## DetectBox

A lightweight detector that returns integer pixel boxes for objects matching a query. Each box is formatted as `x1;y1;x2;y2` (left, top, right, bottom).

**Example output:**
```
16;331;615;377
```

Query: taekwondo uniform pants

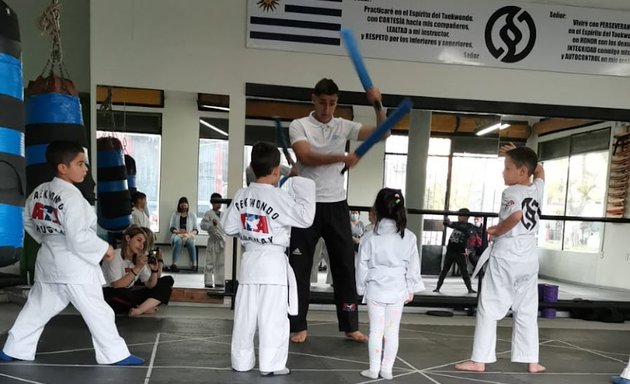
3;281;130;364
472;256;539;363
231;284;290;372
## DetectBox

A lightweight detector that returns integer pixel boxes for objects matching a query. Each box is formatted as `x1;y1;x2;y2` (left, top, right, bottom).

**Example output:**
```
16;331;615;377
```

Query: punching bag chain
38;0;69;79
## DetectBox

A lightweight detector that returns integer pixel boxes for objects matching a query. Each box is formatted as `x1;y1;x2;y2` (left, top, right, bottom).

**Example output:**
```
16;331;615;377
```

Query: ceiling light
200;119;228;137
475;122;510;136
201;104;230;112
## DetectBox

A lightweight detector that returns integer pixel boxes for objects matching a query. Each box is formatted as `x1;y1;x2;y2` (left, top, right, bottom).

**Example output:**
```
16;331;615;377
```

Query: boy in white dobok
456;143;545;374
222;141;315;376
0;141;143;366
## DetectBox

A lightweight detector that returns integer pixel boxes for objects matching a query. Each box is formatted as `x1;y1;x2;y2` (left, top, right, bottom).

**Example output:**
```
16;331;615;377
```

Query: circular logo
485;6;537;63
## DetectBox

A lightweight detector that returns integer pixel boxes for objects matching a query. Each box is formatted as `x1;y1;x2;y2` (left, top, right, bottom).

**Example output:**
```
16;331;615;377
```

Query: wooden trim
96;85;164;108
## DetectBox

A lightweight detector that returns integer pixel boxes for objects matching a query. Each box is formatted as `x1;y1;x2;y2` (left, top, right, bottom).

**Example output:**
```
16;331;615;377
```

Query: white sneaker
360;370;379;379
260;367;290;376
380;369;393;380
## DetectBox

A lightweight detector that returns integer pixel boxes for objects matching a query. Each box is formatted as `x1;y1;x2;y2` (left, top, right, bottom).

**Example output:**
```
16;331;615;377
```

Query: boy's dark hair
210;192;222;205
458;208;470;216
46;141;84;171
313;78;339;96
507;146;538;176
132;191;146;205
250;141;280;179
176;196;189;213
373;188;407;238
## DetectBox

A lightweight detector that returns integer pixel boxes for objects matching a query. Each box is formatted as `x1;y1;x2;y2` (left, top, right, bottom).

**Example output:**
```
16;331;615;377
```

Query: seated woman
102;225;174;316
168;196;199;272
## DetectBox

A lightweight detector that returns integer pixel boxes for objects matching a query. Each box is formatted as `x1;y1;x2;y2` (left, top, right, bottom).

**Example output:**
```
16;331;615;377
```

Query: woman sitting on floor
102;225;174;316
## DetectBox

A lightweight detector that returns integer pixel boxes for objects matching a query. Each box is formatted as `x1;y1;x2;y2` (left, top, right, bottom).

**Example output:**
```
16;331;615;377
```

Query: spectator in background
168;197;199;272
102;225;173;316
131;192;151;228
350;210;366;252
201;193;226;289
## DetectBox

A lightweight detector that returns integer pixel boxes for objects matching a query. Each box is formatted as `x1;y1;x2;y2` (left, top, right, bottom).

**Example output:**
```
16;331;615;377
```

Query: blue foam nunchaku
341;28;373;91
354;98;412;158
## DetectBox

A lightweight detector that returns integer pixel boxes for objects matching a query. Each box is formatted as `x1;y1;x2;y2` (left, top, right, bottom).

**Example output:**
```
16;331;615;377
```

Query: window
96;131;162;232
197;139;229;230
538;128;610;252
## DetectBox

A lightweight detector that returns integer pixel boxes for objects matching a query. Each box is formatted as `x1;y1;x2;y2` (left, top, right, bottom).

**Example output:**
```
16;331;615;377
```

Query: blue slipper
612;376;630;384
114;354;144;366
0;351;15;362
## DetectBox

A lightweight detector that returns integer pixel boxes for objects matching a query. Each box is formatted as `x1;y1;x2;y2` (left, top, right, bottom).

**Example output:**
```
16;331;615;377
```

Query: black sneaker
170;264;179;273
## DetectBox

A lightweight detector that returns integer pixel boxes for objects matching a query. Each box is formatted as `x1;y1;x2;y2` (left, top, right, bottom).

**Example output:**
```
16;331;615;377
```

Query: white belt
471;244;492;279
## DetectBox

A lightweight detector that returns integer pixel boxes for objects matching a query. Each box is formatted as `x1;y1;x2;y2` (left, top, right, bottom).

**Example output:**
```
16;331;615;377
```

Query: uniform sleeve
355;234;372;296
501;188;521;218
22;194;42;244
220;192;243;236
534;178;545;204
289;119;307;145
200;211;211;231
278;177;316;228
101;251;124;285
61;191;109;265
405;233;425;293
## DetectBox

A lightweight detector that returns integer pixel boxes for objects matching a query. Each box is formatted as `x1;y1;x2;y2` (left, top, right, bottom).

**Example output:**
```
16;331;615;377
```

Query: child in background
356;188;425;380
200;192;226;289
456;143;545;373
0;141;143;365
222;142;316;376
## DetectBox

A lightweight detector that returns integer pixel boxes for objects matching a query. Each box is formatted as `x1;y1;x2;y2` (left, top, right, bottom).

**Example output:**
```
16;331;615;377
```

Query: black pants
103;275;174;314
289;200;359;333
435;250;473;292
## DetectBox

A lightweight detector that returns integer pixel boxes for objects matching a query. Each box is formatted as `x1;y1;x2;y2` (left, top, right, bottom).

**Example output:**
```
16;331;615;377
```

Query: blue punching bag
97;137;131;231
0;1;25;268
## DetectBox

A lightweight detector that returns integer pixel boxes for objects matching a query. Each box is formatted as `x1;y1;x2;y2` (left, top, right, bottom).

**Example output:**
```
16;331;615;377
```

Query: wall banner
247;0;630;77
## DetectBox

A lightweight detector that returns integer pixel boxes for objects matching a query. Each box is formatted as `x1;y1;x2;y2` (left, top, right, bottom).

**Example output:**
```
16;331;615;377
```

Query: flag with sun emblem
247;0;343;49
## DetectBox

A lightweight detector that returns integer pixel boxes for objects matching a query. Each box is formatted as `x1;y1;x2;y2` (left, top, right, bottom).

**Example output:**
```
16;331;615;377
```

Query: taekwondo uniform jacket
356;219;425;304
24;177;109;285
221;177;316;313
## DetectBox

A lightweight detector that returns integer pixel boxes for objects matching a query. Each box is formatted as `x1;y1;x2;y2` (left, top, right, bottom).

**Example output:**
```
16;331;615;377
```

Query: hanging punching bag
0;1;25;268
125;154;137;196
25;80;95;204
97;137;132;231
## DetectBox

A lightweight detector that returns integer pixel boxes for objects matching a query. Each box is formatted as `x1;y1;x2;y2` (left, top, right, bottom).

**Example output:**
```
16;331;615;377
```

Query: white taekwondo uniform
221;177;315;373
2;177;130;364
356;219;425;373
472;178;544;364
200;209;225;286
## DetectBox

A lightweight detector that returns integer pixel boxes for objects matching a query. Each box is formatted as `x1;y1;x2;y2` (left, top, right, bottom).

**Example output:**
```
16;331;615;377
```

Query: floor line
418;371;443;384
430;371;510;384
556;339;625;363
143;332;161;384
0;373;45;384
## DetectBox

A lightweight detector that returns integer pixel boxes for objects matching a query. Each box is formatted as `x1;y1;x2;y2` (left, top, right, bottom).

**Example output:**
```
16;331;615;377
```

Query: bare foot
345;331;367;343
454;360;485;372
290;330;307;343
128;307;142;317
528;363;546;373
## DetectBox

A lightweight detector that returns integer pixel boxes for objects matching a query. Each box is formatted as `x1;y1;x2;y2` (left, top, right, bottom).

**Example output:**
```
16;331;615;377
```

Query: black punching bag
0;1;25;268
97;137;131;231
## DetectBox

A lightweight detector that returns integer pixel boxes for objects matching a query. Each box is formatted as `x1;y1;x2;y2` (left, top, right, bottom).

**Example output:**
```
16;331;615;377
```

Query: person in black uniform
434;208;477;294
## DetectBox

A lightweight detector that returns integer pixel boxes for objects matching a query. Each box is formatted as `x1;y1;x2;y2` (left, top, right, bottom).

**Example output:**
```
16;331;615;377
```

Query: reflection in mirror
243;83;630;307
96;86;232;294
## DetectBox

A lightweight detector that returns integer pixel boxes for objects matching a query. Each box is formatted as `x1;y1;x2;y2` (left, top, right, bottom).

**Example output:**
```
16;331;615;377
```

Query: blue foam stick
341;28;373;90
341;98;412;174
